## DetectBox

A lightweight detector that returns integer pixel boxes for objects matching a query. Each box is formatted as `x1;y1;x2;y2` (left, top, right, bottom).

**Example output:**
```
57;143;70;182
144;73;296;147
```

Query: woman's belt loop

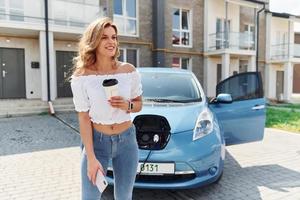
100;132;103;142
118;134;122;142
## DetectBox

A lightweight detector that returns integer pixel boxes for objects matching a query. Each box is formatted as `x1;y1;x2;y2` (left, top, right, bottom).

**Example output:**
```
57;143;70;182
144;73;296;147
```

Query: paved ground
1;112;300;200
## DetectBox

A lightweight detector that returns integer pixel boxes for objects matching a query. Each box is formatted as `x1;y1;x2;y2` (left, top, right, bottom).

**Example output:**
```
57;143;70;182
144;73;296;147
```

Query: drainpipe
152;0;165;67
256;3;265;72
225;1;229;48
44;0;55;114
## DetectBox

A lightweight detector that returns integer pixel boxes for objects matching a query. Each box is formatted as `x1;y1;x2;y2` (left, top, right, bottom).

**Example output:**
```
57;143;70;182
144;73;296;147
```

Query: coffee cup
102;79;119;99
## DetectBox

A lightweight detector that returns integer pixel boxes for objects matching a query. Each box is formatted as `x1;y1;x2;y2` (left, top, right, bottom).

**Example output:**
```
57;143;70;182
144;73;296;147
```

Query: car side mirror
215;93;232;104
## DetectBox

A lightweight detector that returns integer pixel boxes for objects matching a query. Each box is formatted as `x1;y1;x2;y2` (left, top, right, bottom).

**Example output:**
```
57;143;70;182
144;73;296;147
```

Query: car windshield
141;72;202;103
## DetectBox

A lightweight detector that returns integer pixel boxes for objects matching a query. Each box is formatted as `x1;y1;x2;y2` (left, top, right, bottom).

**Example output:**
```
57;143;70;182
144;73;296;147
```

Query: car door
209;72;266;145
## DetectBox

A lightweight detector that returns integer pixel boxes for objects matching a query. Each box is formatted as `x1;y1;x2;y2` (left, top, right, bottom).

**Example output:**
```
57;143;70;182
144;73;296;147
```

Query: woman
70;17;142;200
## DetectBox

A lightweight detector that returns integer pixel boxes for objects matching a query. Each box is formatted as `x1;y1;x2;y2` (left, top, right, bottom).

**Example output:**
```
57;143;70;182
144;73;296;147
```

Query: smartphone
96;170;108;193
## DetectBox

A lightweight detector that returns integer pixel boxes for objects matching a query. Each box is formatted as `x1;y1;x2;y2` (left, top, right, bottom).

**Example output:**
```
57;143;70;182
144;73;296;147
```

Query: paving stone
1;113;300;199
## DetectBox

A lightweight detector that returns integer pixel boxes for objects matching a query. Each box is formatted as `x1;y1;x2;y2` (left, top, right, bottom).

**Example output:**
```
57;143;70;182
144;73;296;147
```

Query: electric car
107;67;266;189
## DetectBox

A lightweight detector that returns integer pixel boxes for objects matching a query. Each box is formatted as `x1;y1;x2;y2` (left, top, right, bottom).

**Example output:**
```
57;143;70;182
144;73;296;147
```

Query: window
54;2;67;26
242;24;255;49
0;0;24;21
53;0;99;27
216;72;263;101
0;0;5;20
141;72;201;102
119;48;138;67
172;57;191;70
274;31;288;58
172;8;191;46
114;0;138;36
9;0;24;21
276;31;288;45
216;18;230;49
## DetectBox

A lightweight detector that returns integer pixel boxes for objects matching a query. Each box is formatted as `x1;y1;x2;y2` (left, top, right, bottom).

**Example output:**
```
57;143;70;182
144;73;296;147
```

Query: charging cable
136;150;152;179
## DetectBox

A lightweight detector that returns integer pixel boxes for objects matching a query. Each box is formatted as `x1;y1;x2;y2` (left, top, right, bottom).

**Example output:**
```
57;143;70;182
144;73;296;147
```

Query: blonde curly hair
73;17;120;75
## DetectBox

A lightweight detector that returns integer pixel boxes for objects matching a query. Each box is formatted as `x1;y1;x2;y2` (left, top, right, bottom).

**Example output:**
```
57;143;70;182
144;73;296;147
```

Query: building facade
265;12;300;102
294;32;300;97
1;0;299;103
0;0;103;101
203;0;266;97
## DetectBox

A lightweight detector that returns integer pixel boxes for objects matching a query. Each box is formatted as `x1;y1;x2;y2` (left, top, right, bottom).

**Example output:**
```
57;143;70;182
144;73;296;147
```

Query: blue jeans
81;125;139;200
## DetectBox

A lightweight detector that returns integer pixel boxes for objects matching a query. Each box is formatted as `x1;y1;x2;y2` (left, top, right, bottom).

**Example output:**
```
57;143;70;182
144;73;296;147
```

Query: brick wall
163;0;204;82
113;0;153;67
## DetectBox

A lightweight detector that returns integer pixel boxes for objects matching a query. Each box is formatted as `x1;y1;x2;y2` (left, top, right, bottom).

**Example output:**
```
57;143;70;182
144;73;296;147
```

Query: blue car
107;67;266;189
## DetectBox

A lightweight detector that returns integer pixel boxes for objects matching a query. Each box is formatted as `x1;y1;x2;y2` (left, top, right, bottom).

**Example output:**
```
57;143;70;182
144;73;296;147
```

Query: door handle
2;70;7;78
252;105;265;110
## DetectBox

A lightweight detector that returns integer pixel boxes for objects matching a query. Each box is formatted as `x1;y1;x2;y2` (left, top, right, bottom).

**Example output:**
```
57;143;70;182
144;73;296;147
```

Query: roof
243;0;266;5
266;10;300;19
272;12;293;19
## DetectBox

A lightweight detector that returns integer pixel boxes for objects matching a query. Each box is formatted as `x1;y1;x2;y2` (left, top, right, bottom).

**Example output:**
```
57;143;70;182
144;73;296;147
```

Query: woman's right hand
87;156;105;185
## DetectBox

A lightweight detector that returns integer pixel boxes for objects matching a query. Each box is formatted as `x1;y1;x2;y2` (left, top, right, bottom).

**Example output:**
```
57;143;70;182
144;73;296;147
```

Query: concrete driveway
0;112;300;200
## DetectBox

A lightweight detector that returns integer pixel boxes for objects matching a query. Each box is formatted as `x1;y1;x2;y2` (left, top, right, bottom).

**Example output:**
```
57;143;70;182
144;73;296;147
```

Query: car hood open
131;103;205;134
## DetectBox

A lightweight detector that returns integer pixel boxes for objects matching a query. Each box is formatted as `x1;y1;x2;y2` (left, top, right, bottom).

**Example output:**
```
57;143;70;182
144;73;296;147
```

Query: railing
270;43;300;60
0;12;92;28
294;44;300;58
51;0;102;28
0;0;102;29
208;31;255;51
0;13;43;24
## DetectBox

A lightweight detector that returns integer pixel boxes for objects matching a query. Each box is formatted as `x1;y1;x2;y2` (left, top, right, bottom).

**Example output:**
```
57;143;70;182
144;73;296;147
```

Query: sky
269;0;300;31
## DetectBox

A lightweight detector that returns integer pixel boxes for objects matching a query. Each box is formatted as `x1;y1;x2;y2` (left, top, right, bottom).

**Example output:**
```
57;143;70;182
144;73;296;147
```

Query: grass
269;103;300;110
266;108;300;133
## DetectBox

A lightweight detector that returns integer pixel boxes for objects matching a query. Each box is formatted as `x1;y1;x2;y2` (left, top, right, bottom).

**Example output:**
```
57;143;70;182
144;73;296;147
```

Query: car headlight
193;107;214;141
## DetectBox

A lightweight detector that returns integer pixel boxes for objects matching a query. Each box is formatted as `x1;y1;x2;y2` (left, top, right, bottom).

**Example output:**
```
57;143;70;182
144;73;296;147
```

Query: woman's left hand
109;96;128;111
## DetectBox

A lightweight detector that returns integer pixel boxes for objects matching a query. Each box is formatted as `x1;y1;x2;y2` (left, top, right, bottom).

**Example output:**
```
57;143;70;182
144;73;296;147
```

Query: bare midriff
92;120;132;135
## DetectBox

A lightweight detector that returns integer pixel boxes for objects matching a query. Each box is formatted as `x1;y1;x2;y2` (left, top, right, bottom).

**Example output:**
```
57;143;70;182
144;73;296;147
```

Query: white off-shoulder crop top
70;70;142;125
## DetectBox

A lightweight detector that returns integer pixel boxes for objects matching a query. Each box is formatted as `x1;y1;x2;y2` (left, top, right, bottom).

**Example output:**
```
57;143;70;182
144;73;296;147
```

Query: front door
0;48;26;99
56;51;76;97
209;72;266;145
293;65;300;93
276;71;284;100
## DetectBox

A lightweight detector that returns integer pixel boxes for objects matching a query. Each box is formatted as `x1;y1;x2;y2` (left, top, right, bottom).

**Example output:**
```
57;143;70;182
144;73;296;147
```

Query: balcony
0;13;44;24
51;0;101;29
208;31;255;51
270;43;300;60
0;0;102;30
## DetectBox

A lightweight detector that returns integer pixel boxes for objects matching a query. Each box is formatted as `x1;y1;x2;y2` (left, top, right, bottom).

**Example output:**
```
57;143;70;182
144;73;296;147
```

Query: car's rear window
140;72;202;102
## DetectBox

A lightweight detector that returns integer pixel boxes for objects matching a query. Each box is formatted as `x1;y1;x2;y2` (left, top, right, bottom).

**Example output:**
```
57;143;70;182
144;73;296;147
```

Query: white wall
206;58;218;97
0;37;42;99
205;57;239;97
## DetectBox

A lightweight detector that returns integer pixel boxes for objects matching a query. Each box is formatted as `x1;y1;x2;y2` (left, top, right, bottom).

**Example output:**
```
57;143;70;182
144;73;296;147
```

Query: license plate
137;162;175;174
